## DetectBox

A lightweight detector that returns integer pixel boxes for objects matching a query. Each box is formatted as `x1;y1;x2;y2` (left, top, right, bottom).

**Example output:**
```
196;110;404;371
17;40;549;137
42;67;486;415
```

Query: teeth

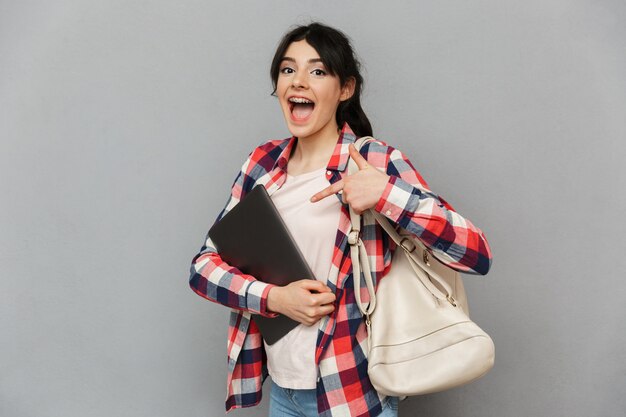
288;97;313;104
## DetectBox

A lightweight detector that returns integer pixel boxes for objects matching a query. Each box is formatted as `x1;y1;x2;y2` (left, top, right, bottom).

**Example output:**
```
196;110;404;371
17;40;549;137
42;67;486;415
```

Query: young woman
189;22;493;417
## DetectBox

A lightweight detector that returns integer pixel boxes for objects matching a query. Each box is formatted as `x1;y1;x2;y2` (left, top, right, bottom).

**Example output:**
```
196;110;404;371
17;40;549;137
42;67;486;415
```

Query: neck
290;123;341;168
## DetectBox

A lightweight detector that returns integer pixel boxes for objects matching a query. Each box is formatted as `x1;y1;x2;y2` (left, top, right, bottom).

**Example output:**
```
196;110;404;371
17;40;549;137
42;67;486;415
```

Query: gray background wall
1;1;625;416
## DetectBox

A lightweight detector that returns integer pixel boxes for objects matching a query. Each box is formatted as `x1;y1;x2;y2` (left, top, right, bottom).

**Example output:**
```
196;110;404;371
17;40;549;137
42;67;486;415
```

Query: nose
292;71;307;89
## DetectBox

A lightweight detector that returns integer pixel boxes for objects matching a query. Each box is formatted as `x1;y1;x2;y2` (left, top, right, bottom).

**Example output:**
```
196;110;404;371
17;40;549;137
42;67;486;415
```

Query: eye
280;67;294;74
311;68;326;76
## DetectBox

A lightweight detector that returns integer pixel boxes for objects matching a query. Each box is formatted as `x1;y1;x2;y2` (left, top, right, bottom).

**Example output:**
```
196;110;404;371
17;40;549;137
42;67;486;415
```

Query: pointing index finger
310;179;344;202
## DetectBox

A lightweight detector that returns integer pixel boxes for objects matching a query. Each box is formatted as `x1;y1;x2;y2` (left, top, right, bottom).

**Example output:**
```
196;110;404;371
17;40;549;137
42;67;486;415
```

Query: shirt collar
275;122;357;173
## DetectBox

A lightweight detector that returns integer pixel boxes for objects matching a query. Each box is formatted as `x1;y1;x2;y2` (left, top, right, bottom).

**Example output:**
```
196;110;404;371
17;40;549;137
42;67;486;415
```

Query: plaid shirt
189;123;492;417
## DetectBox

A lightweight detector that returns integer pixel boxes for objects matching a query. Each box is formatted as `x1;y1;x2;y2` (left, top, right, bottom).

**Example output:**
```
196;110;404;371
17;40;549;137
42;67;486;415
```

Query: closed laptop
208;184;315;344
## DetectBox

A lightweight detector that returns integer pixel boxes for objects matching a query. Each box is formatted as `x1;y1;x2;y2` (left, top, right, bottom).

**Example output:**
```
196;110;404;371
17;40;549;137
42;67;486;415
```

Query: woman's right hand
267;280;336;326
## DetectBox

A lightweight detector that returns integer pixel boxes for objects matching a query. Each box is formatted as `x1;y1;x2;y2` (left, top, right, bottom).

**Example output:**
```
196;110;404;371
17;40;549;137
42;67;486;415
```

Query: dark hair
270;22;373;137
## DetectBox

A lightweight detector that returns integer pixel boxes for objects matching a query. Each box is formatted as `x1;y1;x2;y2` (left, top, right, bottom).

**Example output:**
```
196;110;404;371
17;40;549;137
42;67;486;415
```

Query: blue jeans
269;379;399;417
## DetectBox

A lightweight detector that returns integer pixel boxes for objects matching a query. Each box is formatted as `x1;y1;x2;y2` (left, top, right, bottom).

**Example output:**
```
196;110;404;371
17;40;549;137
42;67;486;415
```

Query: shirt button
386;210;392;216
326;170;332;176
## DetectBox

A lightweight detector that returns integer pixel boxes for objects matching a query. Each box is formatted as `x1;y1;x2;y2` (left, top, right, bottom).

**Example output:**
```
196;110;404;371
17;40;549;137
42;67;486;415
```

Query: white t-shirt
265;167;342;389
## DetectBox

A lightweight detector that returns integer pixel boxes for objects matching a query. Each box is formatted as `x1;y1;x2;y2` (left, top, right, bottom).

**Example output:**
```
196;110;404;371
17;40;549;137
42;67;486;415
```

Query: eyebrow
280;57;324;64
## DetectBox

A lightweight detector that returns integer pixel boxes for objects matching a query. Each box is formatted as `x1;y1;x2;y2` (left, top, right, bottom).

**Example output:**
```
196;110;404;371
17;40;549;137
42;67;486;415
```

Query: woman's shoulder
253;135;293;156
359;135;408;154
254;136;291;152
237;136;292;174
358;136;411;166
358;135;430;188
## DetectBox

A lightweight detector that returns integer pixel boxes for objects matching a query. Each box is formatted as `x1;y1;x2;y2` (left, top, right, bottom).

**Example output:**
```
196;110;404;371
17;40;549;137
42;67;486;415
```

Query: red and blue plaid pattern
189;123;492;416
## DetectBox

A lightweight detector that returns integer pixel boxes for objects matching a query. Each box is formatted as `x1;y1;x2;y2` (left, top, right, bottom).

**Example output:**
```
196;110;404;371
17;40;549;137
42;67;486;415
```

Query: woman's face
276;40;353;141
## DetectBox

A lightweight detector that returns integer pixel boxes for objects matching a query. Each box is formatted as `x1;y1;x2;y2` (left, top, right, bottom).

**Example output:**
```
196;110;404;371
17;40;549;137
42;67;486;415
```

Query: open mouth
288;96;315;121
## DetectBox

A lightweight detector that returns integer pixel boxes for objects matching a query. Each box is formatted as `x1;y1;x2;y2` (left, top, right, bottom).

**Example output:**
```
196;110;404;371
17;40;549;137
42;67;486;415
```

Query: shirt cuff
246;280;279;318
374;175;417;223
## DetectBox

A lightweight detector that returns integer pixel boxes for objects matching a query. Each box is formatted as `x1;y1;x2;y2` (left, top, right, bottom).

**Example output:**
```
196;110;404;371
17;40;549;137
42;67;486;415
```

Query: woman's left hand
310;143;390;214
